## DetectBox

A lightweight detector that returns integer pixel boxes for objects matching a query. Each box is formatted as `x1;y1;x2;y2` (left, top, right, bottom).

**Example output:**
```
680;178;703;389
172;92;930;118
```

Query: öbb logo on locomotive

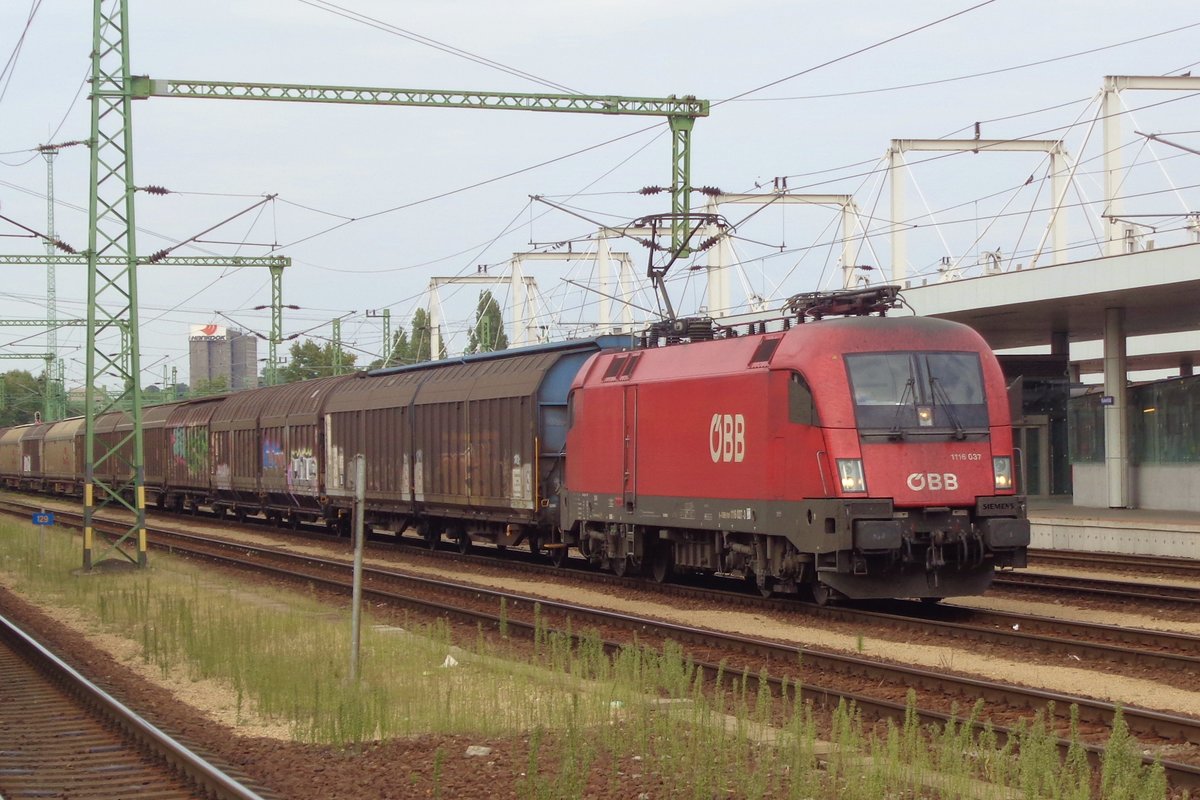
906;472;960;491
708;413;745;463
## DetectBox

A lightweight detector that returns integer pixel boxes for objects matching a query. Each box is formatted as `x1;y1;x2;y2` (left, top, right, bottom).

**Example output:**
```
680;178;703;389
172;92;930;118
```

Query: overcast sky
1;0;1198;387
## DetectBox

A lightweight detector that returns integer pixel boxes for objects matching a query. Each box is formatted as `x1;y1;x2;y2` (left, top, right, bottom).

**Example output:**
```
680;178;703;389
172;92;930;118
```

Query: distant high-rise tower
189;325;259;391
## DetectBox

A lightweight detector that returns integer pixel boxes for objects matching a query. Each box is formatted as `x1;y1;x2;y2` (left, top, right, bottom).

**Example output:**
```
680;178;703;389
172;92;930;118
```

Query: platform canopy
903;243;1200;349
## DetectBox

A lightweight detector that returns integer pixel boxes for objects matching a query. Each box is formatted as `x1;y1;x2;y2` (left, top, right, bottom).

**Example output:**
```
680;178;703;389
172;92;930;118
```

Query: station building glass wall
1069;375;1200;465
1069;375;1200;510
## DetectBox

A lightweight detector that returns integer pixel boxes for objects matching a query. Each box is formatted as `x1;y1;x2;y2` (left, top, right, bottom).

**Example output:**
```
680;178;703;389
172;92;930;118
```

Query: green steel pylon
267;263;284;385
367;309;391;367
332;317;343;375
84;0;146;569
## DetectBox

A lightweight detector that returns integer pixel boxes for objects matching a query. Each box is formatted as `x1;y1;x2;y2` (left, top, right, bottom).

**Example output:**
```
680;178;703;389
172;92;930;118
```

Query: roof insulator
140;185;170;195
695;185;722;197
638;186;666;196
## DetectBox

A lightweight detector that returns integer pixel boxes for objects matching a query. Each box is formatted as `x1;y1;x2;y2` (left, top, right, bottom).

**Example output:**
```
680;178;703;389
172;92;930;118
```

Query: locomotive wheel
811;582;838;607
920;596;943;605
757;576;775;598
610;555;629;578
549;543;569;568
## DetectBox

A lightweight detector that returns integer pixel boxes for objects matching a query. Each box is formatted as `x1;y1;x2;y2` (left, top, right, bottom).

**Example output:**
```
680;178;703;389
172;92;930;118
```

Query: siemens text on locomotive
0;287;1029;603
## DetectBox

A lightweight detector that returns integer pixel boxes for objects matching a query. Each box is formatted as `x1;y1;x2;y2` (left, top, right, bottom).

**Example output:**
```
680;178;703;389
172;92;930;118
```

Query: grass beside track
0;519;1171;800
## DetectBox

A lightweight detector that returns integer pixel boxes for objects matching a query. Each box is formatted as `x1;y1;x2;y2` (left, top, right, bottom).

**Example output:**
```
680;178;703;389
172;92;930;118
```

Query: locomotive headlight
993;456;1013;490
916;405;934;427
836;458;867;493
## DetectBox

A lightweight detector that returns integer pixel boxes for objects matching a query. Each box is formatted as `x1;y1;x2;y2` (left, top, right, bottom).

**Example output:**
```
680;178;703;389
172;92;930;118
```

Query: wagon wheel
549;542;569;569
920;596;943;605
421;520;440;551
234;507;247;524
650;543;673;584
528;535;542;558
456;529;472;555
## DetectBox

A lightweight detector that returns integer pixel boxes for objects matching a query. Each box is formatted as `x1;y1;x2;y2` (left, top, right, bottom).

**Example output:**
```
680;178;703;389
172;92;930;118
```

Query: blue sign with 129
31;512;54;526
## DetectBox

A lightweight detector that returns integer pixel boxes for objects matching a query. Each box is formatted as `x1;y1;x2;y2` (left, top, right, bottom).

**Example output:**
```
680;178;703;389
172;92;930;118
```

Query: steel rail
994;571;1200;606
0;612;268;800
1029;548;1200;578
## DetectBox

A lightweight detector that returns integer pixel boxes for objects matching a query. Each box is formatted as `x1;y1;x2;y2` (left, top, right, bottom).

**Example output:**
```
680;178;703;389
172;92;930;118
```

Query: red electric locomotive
559;287;1029;603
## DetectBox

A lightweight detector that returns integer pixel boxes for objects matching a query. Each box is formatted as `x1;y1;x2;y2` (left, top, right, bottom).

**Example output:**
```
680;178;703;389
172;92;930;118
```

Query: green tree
191;375;229;397
409;307;446;363
465;290;509;354
278;339;357;384
367;327;412;370
0;370;46;425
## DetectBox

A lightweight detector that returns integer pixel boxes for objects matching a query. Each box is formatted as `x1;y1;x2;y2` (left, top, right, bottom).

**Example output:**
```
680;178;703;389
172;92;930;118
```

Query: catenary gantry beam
1102;75;1200;256
889;139;1068;282
128;77;708;261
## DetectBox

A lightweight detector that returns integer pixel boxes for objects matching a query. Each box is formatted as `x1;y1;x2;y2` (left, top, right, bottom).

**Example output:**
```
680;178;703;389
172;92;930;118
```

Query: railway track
8;494;1200;678
1030;547;1200;578
24;495;1200;681
993;569;1200;608
10;499;1199;792
0;610;268;800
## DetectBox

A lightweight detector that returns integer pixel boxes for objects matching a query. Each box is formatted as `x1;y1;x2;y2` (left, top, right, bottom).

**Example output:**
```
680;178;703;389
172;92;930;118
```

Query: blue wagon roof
366;334;634;378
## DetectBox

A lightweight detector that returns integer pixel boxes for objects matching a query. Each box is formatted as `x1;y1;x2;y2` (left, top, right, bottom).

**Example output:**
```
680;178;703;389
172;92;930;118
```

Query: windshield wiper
929;376;967;440
889;377;915;439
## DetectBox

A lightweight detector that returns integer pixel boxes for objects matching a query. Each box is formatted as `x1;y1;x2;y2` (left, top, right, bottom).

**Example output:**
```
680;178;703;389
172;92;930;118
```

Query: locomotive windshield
845;352;987;434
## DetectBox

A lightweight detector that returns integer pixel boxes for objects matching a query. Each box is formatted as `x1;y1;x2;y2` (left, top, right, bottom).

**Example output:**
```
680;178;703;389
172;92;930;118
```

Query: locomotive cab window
788;372;818;425
846;352;987;434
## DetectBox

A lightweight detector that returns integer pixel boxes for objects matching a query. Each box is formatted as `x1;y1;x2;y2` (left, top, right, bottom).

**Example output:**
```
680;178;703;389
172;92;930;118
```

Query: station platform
1028;497;1200;559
